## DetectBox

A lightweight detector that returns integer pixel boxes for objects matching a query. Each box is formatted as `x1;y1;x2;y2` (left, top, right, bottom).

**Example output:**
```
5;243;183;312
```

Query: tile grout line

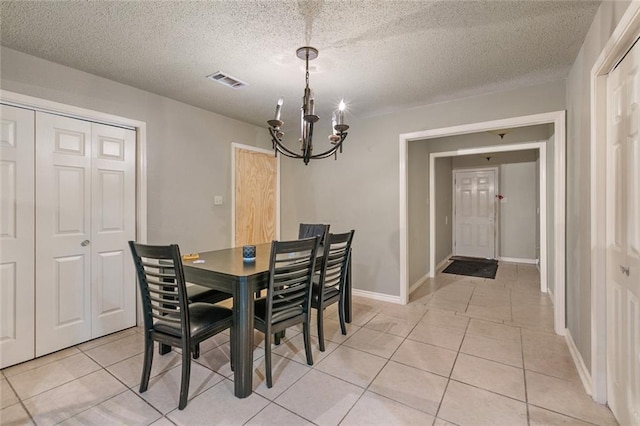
2;375;36;426
343;307;424;424
432;315;472;424
335;306;432;424
520;326;531;426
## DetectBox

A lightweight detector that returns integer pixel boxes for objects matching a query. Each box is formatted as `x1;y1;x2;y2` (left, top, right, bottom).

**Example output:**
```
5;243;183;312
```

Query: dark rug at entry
442;258;498;279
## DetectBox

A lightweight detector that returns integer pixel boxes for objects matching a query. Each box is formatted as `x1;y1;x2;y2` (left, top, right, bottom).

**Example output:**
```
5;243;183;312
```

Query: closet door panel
36;112;92;356
91;123;136;336
0;105;35;368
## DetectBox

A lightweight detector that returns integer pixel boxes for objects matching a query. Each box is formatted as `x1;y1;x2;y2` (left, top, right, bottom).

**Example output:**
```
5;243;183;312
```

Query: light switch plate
214;195;223;206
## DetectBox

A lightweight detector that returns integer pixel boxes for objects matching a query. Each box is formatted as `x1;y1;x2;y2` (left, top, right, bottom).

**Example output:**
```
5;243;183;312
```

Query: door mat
442;258;498;279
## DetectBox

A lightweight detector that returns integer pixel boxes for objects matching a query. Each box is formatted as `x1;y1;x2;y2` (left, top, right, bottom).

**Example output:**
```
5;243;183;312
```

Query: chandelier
267;46;349;165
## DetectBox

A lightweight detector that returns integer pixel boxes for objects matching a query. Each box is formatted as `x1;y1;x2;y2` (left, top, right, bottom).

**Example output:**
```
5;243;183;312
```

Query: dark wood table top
182;242;272;279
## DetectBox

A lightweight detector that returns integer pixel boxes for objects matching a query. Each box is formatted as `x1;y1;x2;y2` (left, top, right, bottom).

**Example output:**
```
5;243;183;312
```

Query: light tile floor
1;263;619;425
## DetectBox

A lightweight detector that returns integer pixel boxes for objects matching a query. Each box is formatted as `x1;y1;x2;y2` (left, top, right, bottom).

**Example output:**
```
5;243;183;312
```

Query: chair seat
155;303;232;339
255;297;303;324
187;285;231;305
311;282;340;306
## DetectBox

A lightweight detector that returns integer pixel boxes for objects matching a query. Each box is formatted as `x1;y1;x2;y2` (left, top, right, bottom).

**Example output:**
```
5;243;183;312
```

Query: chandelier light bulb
274;97;284;121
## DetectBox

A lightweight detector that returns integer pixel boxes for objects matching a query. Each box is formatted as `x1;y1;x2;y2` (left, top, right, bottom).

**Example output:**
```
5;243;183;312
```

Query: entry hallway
1;264;618;425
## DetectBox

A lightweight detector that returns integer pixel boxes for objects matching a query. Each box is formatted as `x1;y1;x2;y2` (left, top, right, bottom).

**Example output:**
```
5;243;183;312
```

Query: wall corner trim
409;273;431;295
565;328;593;397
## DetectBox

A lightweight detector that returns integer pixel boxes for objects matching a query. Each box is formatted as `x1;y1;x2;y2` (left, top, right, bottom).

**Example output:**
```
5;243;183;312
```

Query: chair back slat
265;236;320;327
318;231;355;299
129;241;190;339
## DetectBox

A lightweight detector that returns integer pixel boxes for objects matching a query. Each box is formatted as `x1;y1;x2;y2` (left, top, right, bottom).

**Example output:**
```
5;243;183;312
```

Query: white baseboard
436;254;452;272
498;256;537;264
409;273;430;295
565;329;592;396
547;286;554;300
352;289;402;304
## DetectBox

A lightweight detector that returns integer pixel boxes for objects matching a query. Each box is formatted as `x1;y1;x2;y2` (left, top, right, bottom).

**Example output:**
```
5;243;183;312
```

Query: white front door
35;112;136;356
606;40;640;426
0;105;35;368
454;169;496;259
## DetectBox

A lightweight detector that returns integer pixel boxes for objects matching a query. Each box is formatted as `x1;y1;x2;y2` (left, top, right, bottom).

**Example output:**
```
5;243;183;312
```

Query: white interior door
90;123;136;337
36;113;137;356
454;169;496;259
606;40;640;426
0;105;35;368
36;112;92;356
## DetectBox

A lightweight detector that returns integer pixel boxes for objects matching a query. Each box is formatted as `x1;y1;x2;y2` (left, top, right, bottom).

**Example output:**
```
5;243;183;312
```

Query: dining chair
128;241;233;410
312;230;355;352
157;285;232;358
254;236;320;388
298;223;330;245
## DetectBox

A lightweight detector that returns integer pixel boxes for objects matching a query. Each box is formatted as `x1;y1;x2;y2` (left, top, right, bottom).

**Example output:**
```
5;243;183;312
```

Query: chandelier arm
269;127;307;158
307;133;348;159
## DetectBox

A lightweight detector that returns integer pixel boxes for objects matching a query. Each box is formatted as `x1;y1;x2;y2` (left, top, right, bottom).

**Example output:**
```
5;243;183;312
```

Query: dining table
181;242;352;398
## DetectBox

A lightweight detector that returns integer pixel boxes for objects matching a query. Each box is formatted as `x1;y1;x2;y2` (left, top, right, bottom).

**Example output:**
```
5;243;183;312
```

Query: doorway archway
399;110;566;335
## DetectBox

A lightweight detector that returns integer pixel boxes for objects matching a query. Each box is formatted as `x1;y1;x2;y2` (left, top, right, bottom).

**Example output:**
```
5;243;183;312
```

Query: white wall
0;47;272;253
407;141;431;284
565;0;631;372
499;162;537;260
434;157;453;267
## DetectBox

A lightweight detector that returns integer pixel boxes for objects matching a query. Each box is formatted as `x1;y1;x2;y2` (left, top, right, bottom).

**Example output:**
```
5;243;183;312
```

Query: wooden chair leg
178;344;191;410
229;328;235;372
159;343;171;355
264;332;273;388
139;336;154;393
192;343;200;359
303;320;314;366
317;307;325;352
338;299;347;335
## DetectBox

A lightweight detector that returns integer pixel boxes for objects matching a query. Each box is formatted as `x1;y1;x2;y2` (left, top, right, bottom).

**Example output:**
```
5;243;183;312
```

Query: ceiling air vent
206;71;248;89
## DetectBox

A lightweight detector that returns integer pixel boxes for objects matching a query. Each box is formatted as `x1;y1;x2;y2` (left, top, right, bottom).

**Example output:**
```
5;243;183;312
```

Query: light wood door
90;123;136;337
0;105;35;368
454;169;496;259
234;147;278;246
35;112;136;356
606;41;640;426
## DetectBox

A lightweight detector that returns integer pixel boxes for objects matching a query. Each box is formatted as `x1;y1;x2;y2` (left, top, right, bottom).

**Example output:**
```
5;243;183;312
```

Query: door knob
81;240;90;247
620;265;630;276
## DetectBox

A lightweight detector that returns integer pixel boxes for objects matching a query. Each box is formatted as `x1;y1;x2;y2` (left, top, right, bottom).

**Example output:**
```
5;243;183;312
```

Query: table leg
233;277;254;398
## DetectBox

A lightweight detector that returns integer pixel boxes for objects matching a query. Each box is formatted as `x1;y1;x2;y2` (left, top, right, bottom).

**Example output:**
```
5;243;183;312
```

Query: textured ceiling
1;1;600;135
